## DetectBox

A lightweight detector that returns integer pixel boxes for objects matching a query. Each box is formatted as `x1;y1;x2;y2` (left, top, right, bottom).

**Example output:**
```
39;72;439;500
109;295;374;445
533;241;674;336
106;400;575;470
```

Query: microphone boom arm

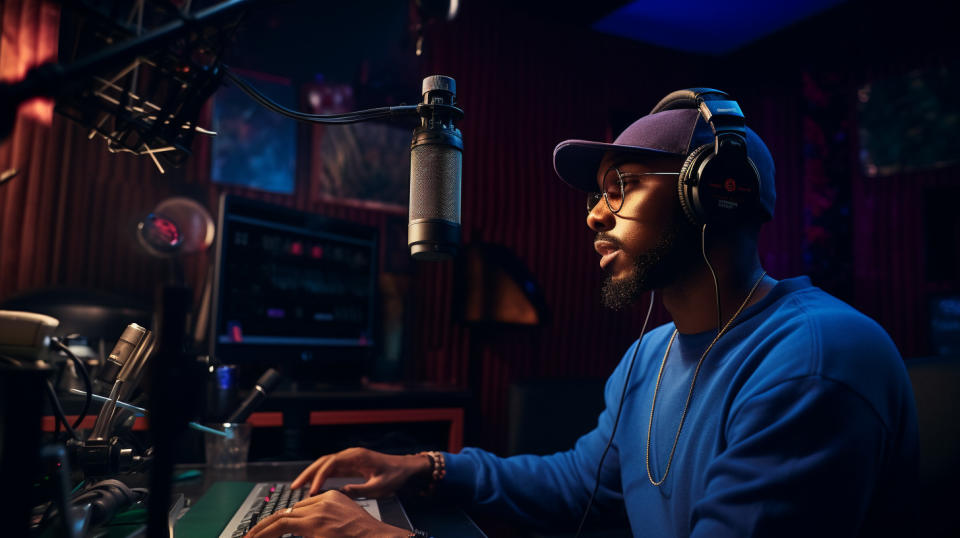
222;66;463;125
0;0;255;141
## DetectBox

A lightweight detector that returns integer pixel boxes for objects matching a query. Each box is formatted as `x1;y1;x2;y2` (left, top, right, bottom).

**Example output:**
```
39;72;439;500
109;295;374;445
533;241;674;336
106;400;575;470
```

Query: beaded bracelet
417;450;446;496
407;530;432;538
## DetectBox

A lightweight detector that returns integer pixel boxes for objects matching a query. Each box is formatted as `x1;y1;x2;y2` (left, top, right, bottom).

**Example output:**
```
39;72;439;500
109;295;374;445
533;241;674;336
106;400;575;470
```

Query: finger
340;476;385;498
291;457;325;490
291;457;326;490
292;489;338;509
244;509;303;538
245;514;303;538
309;457;339;496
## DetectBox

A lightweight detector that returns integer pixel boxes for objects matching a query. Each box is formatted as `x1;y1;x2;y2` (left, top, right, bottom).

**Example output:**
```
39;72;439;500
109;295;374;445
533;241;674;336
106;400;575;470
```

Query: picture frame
211;69;296;194
303;81;410;214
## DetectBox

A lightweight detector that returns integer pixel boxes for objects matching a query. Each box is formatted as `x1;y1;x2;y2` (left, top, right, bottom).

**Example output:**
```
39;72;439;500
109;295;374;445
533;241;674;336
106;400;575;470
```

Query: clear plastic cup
204;422;252;469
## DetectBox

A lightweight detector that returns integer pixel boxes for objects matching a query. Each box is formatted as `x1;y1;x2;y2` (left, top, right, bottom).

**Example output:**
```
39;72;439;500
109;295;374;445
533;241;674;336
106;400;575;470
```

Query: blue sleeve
690;375;890;537
437;343;638;530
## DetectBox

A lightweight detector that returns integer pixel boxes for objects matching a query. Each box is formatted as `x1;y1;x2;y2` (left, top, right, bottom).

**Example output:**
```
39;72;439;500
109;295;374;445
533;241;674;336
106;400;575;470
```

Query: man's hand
243;490;409;538
291;447;431;498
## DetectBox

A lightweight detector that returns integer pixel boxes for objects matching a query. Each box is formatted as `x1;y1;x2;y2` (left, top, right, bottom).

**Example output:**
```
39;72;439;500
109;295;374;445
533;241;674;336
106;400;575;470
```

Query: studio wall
2;0;953;453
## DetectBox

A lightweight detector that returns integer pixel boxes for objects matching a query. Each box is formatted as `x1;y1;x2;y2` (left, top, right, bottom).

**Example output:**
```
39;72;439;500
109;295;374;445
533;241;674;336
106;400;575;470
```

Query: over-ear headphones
71;479;148;527
650;88;762;227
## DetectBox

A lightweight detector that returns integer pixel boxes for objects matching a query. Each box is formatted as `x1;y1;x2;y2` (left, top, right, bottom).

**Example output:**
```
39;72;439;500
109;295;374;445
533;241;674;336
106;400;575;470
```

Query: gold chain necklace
645;270;767;486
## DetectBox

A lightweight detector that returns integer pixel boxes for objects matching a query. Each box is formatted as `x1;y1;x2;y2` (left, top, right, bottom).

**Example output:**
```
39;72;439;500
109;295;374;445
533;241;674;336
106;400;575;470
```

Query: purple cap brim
553;141;679;192
553;109;702;192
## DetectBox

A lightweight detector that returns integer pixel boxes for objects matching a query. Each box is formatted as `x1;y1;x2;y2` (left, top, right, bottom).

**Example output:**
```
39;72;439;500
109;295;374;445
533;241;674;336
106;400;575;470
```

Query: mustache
594;232;625;251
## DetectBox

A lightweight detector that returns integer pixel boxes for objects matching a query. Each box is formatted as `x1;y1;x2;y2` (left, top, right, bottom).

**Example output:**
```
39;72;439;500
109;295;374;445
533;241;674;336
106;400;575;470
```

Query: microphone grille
409;144;462;222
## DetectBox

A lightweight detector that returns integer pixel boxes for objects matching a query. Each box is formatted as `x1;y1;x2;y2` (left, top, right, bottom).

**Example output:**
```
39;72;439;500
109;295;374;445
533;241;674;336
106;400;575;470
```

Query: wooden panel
246;412;284;427
41;415;149;432
308;408;464;453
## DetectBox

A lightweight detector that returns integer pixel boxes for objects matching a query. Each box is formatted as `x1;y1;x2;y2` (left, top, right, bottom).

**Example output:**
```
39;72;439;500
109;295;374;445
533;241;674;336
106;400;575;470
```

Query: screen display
212;196;376;362
930;295;960;356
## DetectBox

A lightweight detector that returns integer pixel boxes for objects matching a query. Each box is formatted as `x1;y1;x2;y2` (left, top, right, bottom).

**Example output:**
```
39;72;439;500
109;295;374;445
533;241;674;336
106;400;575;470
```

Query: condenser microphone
408;75;463;261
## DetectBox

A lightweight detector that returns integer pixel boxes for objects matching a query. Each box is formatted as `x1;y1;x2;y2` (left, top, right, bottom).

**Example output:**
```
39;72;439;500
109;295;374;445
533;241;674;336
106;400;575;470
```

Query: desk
255;388;471;458
47;387;471;457
172;461;486;537
244;408;464;453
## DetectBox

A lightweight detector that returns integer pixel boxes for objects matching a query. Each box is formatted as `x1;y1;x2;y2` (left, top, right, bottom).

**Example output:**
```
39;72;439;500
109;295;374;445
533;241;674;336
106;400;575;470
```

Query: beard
599;217;699;311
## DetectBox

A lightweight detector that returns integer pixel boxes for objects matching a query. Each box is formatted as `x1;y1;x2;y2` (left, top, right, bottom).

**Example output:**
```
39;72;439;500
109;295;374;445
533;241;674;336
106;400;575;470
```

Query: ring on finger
284;507;293;514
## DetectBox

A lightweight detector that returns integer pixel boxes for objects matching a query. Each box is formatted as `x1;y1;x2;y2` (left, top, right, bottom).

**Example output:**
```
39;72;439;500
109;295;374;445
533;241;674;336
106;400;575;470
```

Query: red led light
310;245;323;259
290;241;303;255
150;216;181;246
230;324;243;343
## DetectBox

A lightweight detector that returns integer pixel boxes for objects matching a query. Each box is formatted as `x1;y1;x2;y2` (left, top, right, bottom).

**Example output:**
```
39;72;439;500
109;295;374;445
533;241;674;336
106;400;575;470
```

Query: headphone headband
649;88;728;114
652;88;762;226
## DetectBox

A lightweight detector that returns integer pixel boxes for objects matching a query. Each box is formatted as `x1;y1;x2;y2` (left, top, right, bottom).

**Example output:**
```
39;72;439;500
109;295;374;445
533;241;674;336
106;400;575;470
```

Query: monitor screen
210;195;377;364
930;295;960;356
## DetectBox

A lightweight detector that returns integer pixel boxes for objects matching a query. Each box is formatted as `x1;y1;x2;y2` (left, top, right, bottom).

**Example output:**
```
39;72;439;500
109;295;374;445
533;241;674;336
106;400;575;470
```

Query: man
245;89;918;537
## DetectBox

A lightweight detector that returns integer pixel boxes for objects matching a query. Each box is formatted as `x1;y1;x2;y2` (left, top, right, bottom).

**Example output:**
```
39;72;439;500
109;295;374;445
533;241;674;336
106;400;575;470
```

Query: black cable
45;380;79;441
701;224;722;336
222;65;419;124
574;291;657;538
52;338;93;431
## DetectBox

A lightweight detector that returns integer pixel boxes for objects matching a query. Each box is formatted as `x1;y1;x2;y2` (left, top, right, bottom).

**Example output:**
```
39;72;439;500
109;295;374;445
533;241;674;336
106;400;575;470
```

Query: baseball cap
553;107;776;220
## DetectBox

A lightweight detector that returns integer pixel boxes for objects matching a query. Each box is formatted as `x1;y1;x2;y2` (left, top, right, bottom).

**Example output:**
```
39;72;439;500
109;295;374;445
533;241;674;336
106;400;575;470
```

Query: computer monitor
209;195;377;379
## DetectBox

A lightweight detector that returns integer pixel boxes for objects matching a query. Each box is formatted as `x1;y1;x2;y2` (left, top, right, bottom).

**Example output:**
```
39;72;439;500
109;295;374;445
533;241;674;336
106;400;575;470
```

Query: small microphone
90;324;152;440
225;368;282;424
408;75;463;261
95;324;147;387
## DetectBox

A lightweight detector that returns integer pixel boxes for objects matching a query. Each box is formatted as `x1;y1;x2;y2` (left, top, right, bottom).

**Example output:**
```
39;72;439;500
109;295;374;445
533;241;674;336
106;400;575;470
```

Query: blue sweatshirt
440;277;918;537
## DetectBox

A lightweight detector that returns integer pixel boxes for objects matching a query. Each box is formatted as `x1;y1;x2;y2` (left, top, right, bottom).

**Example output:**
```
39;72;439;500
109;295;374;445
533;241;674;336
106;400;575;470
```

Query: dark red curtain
12;1;935;452
1;0;61;296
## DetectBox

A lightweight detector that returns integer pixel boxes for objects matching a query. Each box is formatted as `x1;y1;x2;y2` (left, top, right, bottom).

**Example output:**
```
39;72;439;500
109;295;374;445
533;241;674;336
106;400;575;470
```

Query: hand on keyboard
242;489;408;538
291;447;432;499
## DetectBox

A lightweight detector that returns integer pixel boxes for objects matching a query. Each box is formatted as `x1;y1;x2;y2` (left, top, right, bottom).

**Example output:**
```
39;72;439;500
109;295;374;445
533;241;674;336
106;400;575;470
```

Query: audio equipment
225;368;282;424
71;479;148;529
93;323;146;388
89;324;153;441
650;88;762;226
408;75;464;261
223;69;465;261
0;310;59;362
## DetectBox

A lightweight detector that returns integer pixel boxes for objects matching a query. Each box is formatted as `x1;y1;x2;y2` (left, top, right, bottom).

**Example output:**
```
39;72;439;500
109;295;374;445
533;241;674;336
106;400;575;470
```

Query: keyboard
219;480;412;538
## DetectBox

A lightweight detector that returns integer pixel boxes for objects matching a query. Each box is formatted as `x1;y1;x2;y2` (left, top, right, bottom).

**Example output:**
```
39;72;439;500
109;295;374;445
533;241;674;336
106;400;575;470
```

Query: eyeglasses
586;168;680;214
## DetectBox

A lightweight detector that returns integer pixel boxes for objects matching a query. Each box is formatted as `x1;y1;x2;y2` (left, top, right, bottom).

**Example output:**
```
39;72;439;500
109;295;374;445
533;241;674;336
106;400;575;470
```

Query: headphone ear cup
79;479;136;526
677;144;713;226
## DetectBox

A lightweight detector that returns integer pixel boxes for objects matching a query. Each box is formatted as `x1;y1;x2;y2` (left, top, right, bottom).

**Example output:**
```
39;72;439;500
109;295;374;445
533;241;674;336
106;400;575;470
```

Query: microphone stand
0;0;254;142
146;284;200;538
